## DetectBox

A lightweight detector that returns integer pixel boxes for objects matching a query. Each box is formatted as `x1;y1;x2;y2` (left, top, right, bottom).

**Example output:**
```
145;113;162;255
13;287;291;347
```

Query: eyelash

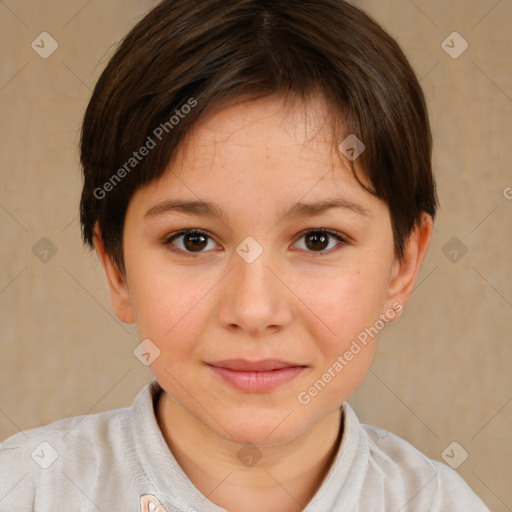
162;228;348;257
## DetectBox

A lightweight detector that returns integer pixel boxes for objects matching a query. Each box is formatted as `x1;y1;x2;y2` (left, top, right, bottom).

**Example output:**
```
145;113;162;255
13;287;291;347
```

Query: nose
216;244;294;337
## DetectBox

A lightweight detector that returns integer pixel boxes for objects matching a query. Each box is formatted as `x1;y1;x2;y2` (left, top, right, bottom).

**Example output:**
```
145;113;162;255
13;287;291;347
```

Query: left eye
293;229;346;254
163;228;346;255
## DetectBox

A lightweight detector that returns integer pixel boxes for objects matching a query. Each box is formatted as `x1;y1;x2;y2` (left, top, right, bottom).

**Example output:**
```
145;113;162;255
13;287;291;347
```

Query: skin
94;94;433;512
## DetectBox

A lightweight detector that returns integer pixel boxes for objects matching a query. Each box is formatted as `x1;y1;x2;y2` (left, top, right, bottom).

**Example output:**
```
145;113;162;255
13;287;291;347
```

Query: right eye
163;229;220;255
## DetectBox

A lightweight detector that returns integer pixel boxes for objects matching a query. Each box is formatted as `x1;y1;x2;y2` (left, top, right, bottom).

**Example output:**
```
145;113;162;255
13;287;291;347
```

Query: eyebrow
144;196;372;222
277;197;372;220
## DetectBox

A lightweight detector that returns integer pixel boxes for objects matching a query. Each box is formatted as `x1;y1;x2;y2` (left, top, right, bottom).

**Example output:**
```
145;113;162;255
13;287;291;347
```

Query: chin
213;408;305;447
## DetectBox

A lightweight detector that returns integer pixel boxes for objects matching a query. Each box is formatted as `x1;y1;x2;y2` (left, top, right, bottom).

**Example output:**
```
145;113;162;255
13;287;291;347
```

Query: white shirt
0;380;489;511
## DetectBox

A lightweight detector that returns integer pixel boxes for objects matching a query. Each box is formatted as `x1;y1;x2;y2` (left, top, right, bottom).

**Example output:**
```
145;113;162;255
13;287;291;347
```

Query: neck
156;391;343;512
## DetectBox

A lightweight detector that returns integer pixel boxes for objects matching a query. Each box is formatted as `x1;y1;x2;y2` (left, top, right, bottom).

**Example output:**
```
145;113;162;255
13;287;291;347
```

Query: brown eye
294;229;346;254
183;232;208;251
305;231;330;251
165;229;217;254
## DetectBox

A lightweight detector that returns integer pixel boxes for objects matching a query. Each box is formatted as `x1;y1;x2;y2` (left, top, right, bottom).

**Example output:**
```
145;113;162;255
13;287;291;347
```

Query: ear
383;213;434;318
93;225;135;324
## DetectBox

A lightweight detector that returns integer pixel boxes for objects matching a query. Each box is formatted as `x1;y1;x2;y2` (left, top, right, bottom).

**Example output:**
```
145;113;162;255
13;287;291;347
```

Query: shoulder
341;404;490;511
0;400;130;454
0;398;137;510
363;424;489;511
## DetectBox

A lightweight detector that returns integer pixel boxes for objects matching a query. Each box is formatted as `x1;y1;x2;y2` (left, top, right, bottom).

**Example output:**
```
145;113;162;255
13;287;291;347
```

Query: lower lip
207;365;306;393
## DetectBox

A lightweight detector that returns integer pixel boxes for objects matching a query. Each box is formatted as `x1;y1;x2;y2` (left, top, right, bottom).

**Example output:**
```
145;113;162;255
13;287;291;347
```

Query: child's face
102;95;423;446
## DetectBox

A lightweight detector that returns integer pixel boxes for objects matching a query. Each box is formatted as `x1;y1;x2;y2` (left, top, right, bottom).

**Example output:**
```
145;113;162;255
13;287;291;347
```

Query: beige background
0;0;510;510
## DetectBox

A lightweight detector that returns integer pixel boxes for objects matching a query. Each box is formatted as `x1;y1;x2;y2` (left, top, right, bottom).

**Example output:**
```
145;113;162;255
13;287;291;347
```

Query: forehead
131;94;382;222
172;94;356;185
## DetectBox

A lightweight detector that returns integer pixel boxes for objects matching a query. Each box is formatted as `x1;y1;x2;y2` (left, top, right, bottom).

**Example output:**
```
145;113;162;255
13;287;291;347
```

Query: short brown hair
80;0;438;274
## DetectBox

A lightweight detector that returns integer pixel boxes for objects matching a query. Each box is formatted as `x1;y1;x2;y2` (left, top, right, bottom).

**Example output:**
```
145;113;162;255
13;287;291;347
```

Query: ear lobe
384;213;434;317
93;225;135;324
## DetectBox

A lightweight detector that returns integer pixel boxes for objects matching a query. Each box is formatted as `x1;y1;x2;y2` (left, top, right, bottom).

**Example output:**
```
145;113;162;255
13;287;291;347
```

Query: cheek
295;270;386;406
128;267;213;388
295;260;391;348
124;246;211;344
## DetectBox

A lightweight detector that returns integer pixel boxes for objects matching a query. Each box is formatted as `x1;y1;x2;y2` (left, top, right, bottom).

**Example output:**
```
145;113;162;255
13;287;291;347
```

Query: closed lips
206;359;306;371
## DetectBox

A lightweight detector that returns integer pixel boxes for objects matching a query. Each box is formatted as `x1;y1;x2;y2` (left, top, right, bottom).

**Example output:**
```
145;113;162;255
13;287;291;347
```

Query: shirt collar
130;380;367;511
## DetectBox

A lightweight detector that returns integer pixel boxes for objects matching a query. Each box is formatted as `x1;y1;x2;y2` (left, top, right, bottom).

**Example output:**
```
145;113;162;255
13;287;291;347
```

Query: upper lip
207;359;306;372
